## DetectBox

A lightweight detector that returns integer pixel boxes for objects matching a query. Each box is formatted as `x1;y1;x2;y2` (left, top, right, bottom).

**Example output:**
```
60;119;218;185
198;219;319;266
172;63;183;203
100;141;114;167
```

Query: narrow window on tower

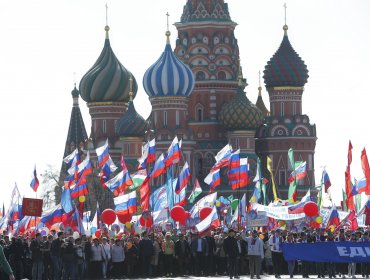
163;111;168;127
293;102;296;115
176;110;179;126
102;120;107;134
280;102;284;117
271;103;275;115
279;170;286;186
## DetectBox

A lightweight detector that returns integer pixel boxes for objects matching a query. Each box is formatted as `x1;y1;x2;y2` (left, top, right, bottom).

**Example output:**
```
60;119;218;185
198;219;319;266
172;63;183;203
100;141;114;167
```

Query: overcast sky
0;0;369;208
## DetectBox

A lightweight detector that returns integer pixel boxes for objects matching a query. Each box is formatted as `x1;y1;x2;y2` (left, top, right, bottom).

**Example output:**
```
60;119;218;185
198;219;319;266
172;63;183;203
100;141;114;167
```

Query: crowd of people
0;227;369;280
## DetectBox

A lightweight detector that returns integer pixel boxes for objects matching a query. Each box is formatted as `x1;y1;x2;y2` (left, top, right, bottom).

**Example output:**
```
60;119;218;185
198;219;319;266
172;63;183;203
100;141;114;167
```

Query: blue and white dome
143;38;195;97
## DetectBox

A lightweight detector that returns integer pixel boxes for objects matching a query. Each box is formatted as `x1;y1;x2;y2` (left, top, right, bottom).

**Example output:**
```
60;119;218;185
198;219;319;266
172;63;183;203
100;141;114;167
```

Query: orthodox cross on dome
129;75;134;101
165;12;171;43
105;3;109;26
283;3;288;34
105;3;110;39
258;70;262;96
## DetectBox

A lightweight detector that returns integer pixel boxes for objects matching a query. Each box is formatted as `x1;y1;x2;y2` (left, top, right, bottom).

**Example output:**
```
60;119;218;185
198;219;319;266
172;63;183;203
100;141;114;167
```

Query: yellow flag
267;156;278;201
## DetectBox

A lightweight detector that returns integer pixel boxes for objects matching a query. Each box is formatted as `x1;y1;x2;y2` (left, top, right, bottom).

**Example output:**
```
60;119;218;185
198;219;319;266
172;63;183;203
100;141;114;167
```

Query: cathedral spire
283;3;288;36
165;12;171;44
105;3;110;39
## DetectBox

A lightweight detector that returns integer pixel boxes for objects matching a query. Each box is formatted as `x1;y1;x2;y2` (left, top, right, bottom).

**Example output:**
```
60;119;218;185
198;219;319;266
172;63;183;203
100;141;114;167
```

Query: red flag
361;148;370;195
139;177;150;212
348;141;353;166
345;141;356;211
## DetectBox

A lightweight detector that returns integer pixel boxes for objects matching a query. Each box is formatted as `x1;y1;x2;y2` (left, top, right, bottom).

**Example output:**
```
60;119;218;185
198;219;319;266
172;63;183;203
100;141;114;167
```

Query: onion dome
71;84;79;98
143;31;195;97
115;78;146;137
220;76;263;131
79;26;138;102
263;25;309;88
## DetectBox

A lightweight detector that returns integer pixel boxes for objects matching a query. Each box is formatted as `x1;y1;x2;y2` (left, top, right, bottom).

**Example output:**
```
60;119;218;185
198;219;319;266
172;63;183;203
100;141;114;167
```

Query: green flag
288;148;295;170
342;189;348;211
188;178;202;204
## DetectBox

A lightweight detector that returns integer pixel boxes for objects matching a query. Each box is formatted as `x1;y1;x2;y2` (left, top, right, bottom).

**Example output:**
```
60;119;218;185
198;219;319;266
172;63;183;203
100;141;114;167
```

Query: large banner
283;242;370;263
22;198;43;217
251;203;306;220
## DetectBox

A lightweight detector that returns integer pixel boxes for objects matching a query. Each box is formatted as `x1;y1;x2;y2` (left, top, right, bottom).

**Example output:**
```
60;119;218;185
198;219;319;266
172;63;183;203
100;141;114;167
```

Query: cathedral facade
58;0;316;210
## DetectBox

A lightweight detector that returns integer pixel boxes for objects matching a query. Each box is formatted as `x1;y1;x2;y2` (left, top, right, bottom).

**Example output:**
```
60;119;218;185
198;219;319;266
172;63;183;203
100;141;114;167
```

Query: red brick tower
255;24;317;200
174;0;240;180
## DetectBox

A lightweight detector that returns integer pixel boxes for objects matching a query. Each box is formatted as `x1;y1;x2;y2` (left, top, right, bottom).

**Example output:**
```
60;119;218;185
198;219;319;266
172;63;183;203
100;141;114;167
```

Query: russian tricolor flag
150;153;166;179
352;177;367;195
322;170;332;192
326;205;340;228
30;165;39;192
63;148;78;167
230;158;249;189
70;184;89;200
288;161;307;183
114;191;137;215
77;152;93;179
99;155;118;188
175;162;191;194
96;139;110;167
204;169;221;192
147;139;156;164
288;189;311;214
165;136;181;167
105;170;133;197
41;204;65;228
210;144;233;172
227;150;240;181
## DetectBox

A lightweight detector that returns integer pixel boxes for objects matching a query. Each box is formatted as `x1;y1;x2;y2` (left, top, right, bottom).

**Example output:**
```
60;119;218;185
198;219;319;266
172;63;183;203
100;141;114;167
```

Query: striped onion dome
263;25;309;88
143;34;195;97
115;99;146;137
79;26;138;102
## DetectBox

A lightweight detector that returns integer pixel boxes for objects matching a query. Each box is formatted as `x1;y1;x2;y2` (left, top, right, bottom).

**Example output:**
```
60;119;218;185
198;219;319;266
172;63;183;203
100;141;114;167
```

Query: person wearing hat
162;232;175;277
268;229;284;278
246;230;264;279
224;228;239;279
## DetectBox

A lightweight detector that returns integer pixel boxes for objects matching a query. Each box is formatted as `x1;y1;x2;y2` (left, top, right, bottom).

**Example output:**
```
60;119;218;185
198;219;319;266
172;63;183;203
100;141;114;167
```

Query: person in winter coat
0;242;15;280
223;229;240;279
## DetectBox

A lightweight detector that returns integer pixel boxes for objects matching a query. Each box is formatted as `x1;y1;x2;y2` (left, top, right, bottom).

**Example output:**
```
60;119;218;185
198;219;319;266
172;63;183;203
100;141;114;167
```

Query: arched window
194;153;203;175
196;71;206;81
163;111;168;127
293;102;296;115
195;104;204;121
217;71;226;80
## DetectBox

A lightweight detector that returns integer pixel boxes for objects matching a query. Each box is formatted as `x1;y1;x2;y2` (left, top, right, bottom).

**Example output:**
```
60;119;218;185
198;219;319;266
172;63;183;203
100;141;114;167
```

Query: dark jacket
190;237;206;254
50;238;63;257
223;236;239;258
30;239;43;262
138;238;154;257
175;239;190;257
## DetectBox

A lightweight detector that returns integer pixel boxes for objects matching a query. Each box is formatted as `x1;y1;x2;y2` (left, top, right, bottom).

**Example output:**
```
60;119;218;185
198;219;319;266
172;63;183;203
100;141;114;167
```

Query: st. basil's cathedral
58;0;317;211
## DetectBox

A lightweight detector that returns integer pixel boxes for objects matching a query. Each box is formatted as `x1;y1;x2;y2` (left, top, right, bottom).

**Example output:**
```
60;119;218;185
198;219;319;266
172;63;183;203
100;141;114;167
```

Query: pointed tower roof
63;84;88;157
255;71;269;117
263;24;309;88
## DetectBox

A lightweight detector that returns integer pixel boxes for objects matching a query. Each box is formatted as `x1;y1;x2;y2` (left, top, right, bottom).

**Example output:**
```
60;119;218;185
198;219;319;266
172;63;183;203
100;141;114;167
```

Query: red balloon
95;229;101;238
170;206;186;222
200;207;212;220
139;216;153;228
117;212;132;224
101;209;116;225
303;202;319;217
